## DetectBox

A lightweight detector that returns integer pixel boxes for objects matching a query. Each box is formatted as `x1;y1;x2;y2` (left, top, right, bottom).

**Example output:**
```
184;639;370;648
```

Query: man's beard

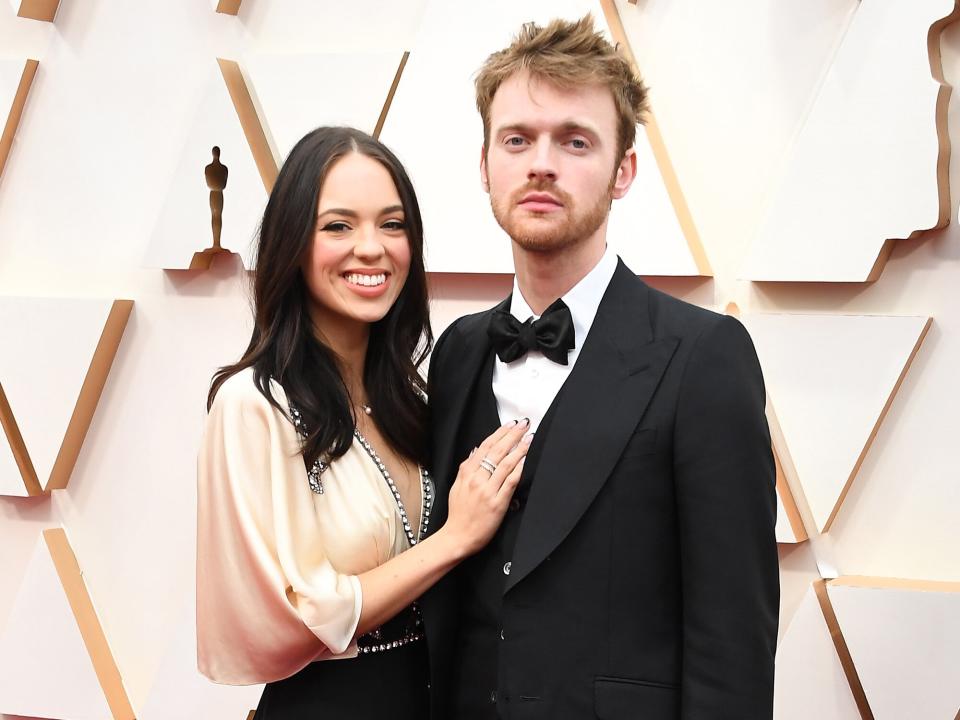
490;178;613;254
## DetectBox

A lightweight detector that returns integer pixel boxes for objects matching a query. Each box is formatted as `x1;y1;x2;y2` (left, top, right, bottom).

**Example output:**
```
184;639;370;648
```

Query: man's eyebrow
494;121;601;138
495;123;533;137
557;121;600;138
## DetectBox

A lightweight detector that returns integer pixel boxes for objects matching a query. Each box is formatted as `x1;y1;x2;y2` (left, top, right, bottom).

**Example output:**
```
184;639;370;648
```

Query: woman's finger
487;432;533;490
471;419;527;476
477;420;518;455
480;419;530;470
496;454;526;503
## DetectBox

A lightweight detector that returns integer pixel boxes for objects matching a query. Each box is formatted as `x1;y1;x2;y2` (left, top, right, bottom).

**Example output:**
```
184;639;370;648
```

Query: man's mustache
509;180;572;207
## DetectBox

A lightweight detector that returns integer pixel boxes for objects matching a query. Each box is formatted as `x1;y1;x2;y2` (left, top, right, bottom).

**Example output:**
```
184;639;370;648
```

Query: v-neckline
353;429;431;546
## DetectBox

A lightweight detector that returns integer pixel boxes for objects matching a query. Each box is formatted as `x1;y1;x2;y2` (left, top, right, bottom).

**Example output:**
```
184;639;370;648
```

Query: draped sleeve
196;369;363;685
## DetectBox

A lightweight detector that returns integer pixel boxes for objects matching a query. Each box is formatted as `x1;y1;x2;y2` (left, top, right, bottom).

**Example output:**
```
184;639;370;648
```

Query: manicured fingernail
520;417;530;427
522;432;535;445
469;447;477;456
505;419;517;427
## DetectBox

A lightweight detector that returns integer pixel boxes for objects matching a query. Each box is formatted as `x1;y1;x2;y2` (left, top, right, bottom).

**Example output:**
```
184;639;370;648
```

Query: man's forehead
490;70;616;128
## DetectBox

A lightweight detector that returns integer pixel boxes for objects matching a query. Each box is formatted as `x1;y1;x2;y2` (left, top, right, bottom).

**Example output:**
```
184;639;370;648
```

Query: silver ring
479;458;497;474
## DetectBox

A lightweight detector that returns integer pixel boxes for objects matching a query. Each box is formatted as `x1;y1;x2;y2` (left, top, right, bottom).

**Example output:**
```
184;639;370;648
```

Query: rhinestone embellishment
354;428;432;547
357;603;425;655
288;405;327;495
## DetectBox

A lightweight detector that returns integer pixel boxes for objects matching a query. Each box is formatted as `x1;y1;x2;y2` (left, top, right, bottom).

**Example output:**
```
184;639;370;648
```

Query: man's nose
527;139;557;183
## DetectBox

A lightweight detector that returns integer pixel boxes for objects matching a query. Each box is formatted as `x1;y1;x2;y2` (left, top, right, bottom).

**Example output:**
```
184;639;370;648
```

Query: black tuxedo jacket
423;261;779;719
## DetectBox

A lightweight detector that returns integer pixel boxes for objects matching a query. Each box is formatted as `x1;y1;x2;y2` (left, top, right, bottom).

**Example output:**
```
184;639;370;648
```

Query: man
423;15;778;719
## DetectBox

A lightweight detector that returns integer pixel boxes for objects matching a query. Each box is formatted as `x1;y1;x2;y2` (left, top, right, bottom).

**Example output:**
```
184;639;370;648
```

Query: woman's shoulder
211;367;288;416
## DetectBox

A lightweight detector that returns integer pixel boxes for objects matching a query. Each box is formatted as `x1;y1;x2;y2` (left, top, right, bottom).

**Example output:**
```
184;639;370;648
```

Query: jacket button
490;690;498;703
503;561;512;575
509;498;521;511
500;629;505;640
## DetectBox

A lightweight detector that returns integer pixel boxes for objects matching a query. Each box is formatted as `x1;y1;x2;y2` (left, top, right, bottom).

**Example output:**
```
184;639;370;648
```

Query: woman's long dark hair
209;126;432;467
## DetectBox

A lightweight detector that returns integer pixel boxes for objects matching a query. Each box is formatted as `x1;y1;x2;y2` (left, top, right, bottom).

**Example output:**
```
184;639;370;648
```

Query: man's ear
611;147;638;200
480;145;490;193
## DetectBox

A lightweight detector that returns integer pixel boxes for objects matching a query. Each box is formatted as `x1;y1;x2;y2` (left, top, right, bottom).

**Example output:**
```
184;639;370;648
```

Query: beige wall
1;0;958;717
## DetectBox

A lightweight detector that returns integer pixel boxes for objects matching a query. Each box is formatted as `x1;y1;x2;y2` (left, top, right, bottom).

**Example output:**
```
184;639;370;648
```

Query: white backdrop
1;0;958;717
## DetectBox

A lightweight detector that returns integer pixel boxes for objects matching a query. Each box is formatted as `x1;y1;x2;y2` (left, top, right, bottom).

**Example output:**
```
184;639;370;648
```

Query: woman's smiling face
302;151;412;338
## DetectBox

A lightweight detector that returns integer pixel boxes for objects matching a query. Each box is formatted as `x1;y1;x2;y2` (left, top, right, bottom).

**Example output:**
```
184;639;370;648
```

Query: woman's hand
441;419;532;557
354;420;531;635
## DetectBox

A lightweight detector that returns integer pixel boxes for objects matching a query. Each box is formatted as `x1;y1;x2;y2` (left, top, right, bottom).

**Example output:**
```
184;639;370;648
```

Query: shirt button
530;367;539;377
503;561;512;575
490;690;498;703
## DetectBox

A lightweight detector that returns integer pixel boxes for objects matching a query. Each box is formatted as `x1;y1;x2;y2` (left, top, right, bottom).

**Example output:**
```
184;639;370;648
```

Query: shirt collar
509;245;617;349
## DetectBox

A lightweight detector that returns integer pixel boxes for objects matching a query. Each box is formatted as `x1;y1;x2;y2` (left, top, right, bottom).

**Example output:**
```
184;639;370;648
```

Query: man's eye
321;222;350;232
506;136;525;146
569;138;587;149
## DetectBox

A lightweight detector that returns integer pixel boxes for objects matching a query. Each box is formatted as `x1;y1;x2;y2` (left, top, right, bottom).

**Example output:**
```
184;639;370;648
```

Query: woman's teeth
345;273;386;287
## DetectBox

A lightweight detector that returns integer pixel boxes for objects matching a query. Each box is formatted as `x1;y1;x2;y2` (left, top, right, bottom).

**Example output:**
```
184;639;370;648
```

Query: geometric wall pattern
143;60;268;271
144;48;411;271
828;577;960;720
0;297;133;497
742;313;932;533
0;528;134;720
741;0;959;282
725;304;808;545
157;0;709;276
244;52;407;159
10;0;61;22
212;0;241;16
776;577;960;719
773;438;808;544
0;57;38;184
0;1;954;717
380;0;710;275
774;582;863;719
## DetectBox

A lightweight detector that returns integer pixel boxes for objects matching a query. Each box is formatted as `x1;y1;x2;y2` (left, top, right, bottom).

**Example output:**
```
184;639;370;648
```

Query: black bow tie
487;298;576;365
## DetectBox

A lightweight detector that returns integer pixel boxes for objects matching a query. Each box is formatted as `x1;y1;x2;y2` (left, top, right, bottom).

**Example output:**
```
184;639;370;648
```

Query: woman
196;126;530;718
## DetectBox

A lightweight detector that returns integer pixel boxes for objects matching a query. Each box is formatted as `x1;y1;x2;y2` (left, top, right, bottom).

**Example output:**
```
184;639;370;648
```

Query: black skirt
252;638;429;719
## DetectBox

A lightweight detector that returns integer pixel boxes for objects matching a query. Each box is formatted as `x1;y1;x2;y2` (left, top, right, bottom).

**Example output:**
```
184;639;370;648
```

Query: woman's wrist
431;524;474;565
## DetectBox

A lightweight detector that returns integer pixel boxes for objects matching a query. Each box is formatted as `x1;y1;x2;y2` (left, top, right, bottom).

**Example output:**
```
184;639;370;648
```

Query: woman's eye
321;221;350;232
382;219;406;231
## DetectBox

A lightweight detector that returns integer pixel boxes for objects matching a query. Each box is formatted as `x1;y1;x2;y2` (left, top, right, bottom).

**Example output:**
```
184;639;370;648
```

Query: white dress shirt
492;246;618;433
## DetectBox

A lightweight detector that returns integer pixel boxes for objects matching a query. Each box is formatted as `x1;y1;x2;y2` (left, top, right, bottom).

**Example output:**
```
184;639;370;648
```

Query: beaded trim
357;604;425;655
354;429;432;546
287;407;435;541
288;405;327;494
352;431;432;654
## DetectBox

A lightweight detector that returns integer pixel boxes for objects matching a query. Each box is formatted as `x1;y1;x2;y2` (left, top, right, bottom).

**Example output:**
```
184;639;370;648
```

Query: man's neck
512;234;606;316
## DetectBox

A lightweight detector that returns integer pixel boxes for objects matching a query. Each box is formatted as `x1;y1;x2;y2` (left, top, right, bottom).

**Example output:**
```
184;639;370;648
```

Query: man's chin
508;230;580;253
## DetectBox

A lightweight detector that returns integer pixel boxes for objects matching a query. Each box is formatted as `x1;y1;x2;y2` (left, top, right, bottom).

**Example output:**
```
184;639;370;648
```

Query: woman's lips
342;272;390;297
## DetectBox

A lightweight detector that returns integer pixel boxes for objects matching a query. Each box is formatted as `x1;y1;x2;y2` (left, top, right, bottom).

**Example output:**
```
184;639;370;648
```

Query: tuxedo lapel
505;264;679;593
428;298;509;533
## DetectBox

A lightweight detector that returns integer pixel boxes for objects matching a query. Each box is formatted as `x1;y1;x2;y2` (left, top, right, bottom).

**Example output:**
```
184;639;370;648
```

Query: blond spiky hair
475;14;649;162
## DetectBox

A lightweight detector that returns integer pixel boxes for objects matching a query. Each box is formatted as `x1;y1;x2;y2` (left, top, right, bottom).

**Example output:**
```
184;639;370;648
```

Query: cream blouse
196;367;425;685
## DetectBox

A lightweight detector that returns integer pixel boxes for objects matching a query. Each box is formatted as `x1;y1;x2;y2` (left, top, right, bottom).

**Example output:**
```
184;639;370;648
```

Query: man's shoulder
642;282;726;339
